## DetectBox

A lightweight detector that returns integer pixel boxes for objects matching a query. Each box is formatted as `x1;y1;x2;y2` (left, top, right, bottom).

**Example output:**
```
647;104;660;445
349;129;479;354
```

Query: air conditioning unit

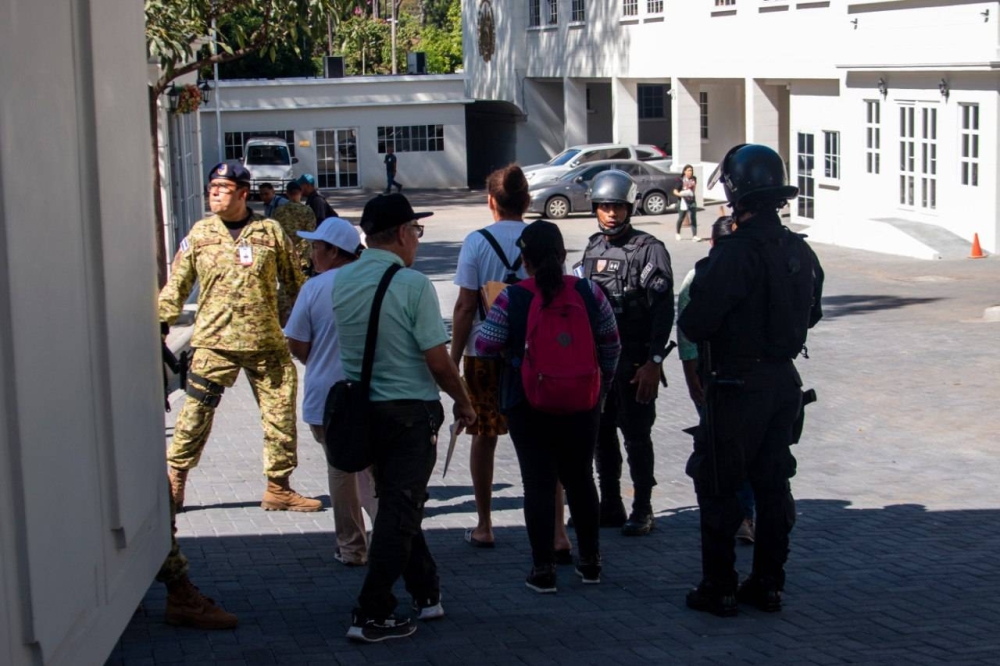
324;55;345;79
406;52;427;75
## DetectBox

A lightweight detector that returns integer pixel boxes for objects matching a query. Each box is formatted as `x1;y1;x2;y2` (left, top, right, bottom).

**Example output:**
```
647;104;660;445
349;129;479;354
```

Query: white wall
200;76;470;191
0;1;170;665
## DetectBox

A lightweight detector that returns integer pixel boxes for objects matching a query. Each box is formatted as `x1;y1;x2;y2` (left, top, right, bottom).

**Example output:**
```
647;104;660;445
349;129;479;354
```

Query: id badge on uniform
238;240;253;266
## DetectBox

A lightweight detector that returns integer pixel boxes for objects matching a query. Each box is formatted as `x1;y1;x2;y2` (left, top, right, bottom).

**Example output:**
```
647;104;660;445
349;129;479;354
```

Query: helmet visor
706;162;724;190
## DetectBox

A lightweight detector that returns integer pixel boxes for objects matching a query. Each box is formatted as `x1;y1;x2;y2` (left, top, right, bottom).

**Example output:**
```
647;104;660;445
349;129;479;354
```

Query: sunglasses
410;223;425;239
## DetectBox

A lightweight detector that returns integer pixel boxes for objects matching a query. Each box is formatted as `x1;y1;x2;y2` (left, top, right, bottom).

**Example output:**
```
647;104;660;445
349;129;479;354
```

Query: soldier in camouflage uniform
159;160;321;513
272;192;317;275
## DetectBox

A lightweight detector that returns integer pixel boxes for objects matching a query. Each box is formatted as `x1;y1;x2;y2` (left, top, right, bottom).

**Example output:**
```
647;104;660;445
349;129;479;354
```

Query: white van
242;137;297;196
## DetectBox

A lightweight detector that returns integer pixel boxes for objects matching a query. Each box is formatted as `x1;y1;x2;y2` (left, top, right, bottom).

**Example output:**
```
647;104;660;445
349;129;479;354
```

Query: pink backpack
520;276;600;414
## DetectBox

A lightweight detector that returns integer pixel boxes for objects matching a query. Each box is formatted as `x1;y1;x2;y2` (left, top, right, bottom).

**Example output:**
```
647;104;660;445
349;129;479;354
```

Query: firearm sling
322;263;402;472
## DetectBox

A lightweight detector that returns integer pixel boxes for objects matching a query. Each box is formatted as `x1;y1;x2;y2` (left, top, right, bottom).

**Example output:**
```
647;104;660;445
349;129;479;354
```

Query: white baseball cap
298;217;363;256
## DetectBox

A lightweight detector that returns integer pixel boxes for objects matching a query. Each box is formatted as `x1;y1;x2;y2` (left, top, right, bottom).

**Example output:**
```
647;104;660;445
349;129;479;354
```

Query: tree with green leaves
145;0;337;285
418;0;461;74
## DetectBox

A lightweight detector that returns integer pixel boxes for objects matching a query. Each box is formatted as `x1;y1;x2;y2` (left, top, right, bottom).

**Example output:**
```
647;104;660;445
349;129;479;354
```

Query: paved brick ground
108;191;1000;665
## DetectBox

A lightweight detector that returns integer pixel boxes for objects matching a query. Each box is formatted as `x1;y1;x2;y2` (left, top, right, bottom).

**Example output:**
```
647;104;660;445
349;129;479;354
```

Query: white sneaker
675;234;682;241
412;594;445;620
692;236;702;242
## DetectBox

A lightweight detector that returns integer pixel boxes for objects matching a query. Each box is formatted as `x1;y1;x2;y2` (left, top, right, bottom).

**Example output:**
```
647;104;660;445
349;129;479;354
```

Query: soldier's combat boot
261;476;323;512
167;467;189;512
686;579;738;617
599;495;628;528
165;576;239;630
737;575;782;612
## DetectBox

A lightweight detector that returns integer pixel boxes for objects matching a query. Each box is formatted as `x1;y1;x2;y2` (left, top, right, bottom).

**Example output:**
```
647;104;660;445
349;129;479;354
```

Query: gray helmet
707;144;798;210
589;170;638;234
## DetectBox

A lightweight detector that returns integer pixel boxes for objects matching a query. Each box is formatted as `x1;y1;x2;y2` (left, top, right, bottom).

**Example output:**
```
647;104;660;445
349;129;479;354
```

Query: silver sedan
527;160;680;219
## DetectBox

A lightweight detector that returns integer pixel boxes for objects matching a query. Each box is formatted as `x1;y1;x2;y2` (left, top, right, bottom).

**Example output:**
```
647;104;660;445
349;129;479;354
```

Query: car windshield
547;149;581;166
245;145;290;166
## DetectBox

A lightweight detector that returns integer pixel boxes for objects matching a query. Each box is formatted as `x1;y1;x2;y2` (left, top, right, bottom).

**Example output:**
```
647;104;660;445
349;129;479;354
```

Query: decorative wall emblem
477;0;496;63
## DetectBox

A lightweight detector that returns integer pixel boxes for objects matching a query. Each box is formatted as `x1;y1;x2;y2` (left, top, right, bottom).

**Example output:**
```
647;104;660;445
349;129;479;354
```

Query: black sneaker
346;611;417;642
737;575;782;612
621;511;654;536
525;565;557;594
686;581;738;617
575;556;602;584
411;593;445;620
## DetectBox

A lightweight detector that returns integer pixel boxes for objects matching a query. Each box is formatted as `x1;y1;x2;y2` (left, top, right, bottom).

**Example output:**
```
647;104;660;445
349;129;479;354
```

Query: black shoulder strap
478;229;523;272
360;264;403;393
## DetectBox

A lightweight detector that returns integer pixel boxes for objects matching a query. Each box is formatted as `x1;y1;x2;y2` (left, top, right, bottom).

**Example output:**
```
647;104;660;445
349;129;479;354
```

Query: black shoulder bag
322;263;402;472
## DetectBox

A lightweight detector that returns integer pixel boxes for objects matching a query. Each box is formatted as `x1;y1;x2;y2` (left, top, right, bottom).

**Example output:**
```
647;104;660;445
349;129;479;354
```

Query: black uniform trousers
690;361;801;591
357;400;443;619
596;350;657;511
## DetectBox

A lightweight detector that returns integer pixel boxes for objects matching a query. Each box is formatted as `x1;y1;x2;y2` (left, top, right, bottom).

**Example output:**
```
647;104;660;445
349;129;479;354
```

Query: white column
611;76;639;144
746;78;781;150
564;77;588;147
671;77;702;166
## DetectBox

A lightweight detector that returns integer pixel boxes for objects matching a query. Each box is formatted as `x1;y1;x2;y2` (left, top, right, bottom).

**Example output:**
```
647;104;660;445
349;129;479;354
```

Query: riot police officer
579;170;674;536
678;144;824;616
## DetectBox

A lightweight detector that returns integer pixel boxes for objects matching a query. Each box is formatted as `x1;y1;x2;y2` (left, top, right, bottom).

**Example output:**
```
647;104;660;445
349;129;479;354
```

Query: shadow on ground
821;294;944;320
108;500;1000;666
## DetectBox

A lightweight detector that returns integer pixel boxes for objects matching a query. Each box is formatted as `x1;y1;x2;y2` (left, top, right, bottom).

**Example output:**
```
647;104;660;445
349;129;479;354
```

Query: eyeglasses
207;183;236;195
410;223;424;239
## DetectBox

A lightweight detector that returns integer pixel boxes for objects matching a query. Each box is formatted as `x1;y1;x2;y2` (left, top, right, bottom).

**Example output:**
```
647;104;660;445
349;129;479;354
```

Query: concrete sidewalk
110;198;1000;665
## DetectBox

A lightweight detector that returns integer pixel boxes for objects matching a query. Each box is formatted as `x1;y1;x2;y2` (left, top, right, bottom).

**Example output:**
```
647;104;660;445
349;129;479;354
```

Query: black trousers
356;400;443;619
689;362;801;590
506;401;601;568
595;355;657;511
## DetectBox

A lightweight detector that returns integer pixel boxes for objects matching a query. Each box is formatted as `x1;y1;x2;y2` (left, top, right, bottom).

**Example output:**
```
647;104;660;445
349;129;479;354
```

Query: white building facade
199;74;472;194
463;0;999;258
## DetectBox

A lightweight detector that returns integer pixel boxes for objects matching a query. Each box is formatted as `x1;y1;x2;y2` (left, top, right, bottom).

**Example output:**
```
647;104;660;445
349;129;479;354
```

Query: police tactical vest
582;231;658;339
756;229;817;359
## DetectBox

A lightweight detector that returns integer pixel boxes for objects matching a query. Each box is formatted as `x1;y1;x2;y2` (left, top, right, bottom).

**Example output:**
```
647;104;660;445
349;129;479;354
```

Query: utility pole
212;18;222;162
390;0;397;75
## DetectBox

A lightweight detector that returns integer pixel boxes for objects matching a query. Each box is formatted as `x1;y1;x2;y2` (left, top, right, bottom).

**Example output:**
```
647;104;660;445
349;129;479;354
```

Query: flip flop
464;528;495;549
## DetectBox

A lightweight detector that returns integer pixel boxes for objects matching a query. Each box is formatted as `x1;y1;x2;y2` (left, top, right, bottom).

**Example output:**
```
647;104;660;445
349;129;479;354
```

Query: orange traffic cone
969;233;986;259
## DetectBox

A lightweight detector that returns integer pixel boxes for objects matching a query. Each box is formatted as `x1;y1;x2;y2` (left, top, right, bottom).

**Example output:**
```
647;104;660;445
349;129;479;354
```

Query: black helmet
707;144;798;209
589;170;638;234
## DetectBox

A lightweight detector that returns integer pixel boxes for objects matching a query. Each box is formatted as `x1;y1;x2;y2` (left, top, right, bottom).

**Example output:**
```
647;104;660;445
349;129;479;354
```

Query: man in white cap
284;217;376;566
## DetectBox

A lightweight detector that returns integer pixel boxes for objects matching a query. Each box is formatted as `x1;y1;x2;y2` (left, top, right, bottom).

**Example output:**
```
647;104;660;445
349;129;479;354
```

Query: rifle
162;342;189;412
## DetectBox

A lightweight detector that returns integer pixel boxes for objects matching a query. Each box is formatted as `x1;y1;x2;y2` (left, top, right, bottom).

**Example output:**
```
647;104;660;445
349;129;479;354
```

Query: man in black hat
333;193;476;643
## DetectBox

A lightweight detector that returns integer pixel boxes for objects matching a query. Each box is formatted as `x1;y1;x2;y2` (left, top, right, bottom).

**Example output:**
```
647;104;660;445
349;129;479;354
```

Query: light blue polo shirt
332;248;449;402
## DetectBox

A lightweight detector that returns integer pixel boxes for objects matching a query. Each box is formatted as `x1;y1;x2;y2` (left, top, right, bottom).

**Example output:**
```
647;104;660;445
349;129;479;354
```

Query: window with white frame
715;0;736;5
547;0;557;24
899;105;915;206
699;92;709;140
378;125;445;153
638;85;665;119
623;0;638;17
823;131;840;179
919;106;938;209
899;103;937;209
571;0;585;22
797;132;815;219
865;100;880;174
647;0;664;13
529;0;541;27
960;103;979;187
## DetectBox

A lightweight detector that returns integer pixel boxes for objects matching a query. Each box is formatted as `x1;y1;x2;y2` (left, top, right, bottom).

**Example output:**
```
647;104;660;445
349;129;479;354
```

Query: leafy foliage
418;0;462;74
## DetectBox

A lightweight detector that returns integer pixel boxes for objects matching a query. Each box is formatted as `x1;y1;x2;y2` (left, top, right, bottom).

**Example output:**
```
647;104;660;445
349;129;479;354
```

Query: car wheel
643;191;668;215
545;196;570;219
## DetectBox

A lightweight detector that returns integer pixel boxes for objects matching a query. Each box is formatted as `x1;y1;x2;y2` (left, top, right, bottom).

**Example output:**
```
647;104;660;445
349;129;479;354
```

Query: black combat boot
686;579;738;617
737;574;783;612
621;486;654;536
598;485;628;528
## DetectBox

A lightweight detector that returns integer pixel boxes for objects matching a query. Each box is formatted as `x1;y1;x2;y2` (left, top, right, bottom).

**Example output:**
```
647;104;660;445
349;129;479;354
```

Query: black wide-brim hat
360;193;433;235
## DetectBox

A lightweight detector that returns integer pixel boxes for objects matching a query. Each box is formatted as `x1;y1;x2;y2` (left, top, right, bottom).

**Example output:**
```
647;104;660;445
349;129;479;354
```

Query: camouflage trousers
167;347;299;477
155;487;187;584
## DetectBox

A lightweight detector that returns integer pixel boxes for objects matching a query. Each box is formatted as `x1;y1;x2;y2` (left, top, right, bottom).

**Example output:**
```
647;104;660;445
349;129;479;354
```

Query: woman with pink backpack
476;220;621;593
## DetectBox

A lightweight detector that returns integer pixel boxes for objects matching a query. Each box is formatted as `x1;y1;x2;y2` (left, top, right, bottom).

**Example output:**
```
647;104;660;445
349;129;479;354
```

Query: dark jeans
385;172;402;192
689;362;801;589
356;400;443;619
676;206;698;236
506;401;601;568
595;357;657;511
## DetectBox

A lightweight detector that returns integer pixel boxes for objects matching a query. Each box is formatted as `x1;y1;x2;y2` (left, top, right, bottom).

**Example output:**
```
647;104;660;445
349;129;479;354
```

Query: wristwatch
651;354;664;364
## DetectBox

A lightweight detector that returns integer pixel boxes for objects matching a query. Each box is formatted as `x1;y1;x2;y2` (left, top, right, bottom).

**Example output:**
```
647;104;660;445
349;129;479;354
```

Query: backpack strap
478;229;523;273
573;277;603;343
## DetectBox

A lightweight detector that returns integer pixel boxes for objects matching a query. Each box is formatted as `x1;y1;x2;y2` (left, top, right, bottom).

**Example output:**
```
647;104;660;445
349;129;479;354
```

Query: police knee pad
186;372;225;408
